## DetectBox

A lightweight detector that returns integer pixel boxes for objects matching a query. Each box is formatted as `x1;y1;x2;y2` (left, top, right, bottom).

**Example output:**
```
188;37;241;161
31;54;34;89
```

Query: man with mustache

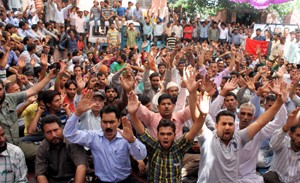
0;124;27;182
64;90;147;183
35;115;86;183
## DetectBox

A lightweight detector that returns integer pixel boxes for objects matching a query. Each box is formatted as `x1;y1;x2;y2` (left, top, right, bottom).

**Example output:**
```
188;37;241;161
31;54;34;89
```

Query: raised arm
127;91;144;135
183;67;206;141
25;69;57;98
247;80;287;139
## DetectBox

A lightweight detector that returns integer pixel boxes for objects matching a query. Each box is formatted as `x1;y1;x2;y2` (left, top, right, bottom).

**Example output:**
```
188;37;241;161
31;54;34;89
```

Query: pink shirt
136;104;191;139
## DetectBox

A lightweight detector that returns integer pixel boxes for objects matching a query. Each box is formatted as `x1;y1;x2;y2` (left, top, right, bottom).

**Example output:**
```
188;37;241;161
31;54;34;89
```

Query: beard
0;142;7;153
0;92;5;105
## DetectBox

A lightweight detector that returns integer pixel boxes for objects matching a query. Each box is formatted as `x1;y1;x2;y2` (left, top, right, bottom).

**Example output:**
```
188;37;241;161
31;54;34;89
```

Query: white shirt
238;106;287;183
172;25;183;38
52;3;72;24
75;16;86;33
269;128;300;183
8;0;22;10
218;22;229;40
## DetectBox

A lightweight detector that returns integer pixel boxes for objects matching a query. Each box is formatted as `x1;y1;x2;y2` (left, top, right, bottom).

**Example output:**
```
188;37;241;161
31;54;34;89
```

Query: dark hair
105;85;117;93
216;110;235;124
290;125;300;133
37;91;45;102
23;70;35;77
100;105;121;120
31;24;38;30
265;94;276;103
226;92;237;100
5;82;17;92
65;80;77;89
19;21;27;28
120;53;127;61
158;62;166;68
5;23;14;31
23;37;30;45
27;43;36;52
42;90;60;105
73;65;83;71
0;79;4;88
72;50;79;57
149;72;160;80
40;115;62;132
157;119;176;133
137;94;151;106
128;51;135;60
230;71;240;77
158;94;175;105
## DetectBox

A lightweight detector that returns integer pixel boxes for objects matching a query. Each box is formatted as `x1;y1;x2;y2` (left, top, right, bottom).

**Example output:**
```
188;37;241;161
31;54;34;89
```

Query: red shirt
183;25;193;40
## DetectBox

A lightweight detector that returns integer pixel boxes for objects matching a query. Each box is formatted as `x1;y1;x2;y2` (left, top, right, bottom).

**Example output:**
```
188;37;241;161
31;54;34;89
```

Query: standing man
0;124;27;183
125;23;140;49
107;23;120;47
35;115;86;183
90;0;101;34
64;90;147;183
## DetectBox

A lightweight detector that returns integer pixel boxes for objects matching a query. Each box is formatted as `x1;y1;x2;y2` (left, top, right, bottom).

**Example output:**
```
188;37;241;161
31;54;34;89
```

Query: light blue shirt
199;21;212;38
63;114;147;182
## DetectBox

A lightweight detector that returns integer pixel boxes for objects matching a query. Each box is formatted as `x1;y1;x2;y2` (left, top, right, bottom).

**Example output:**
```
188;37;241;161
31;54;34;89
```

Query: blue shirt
63;114;147;182
116;7;126;17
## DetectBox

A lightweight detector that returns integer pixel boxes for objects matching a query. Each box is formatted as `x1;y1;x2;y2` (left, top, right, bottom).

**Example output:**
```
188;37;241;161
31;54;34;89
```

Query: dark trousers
96;175;134;183
263;171;281;183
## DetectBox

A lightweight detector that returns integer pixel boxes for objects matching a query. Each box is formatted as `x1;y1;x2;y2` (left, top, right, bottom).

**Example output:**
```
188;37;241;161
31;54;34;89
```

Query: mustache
105;128;113;133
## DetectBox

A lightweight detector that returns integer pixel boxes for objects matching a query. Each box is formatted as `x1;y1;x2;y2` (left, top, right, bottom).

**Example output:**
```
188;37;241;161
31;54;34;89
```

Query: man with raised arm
127;68;207;182
197;81;288;183
63;90;147;183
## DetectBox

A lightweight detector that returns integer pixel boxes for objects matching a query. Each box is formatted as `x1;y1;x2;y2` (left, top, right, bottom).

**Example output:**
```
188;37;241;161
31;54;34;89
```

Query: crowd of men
0;0;300;183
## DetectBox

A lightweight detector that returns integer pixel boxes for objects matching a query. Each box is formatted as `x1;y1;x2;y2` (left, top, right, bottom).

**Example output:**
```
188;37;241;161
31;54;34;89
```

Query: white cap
166;81;179;90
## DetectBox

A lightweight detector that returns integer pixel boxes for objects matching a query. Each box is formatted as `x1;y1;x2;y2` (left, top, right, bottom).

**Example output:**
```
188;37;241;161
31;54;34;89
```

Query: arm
0;44;10;68
25;70;55;98
74;165;86;183
27;106;44;135
247;87;286;139
142;69;151;92
128;100;145;135
185;91;206;141
37;176;49;183
16;99;34;117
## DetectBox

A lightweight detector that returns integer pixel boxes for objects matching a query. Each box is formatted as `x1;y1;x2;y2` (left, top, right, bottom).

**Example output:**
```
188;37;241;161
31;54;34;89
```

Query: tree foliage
170;0;297;19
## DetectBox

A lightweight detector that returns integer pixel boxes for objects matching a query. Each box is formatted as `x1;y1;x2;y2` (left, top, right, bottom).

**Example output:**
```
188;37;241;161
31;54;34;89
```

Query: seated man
35;115;86;183
0;124;27;182
64;91;147;183
263;108;300;183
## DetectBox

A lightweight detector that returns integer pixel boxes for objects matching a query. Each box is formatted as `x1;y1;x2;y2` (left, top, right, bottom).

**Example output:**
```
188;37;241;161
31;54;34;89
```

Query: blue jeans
93;16;101;32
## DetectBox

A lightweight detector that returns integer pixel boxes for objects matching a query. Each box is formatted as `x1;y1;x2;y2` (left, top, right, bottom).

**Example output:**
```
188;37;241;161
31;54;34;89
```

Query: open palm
127;91;140;114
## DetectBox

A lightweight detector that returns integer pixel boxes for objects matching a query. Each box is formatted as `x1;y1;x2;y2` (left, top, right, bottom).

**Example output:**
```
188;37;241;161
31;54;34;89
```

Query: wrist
128;137;136;143
282;125;290;133
74;110;82;117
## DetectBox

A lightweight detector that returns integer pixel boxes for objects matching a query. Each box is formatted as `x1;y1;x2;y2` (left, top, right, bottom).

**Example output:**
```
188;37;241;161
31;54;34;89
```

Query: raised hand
127;91;140;114
120;68;135;93
18;56;26;69
18;75;29;85
74;90;96;116
199;92;210;114
276;81;288;104
244;76;255;92
76;75;87;91
223;78;238;92
117;116;135;143
269;78;281;96
40;53;48;66
276;66;286;78
182;66;200;94
201;75;216;94
283;108;300;132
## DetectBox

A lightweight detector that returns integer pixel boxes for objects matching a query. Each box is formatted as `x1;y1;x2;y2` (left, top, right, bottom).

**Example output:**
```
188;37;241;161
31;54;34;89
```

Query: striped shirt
138;129;193;183
167;37;177;49
107;29;119;46
0;143;27;183
268;128;300;183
